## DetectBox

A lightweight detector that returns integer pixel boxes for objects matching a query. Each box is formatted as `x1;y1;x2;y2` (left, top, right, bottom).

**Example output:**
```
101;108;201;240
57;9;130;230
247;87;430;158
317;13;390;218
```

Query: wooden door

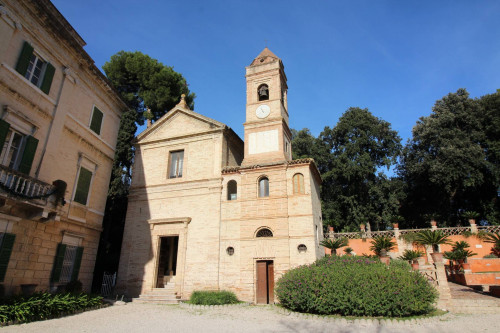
267;261;274;304
256;260;274;304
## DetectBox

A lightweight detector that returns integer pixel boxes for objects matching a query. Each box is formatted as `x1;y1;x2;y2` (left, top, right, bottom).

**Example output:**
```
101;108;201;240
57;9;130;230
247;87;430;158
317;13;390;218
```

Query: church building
116;48;323;304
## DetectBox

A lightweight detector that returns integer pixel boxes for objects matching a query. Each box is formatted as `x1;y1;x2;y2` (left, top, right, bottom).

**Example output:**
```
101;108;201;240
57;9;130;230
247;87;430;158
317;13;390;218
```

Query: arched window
256;228;273;238
227;180;237;200
258;177;269;197
293;173;304;194
257;84;269;101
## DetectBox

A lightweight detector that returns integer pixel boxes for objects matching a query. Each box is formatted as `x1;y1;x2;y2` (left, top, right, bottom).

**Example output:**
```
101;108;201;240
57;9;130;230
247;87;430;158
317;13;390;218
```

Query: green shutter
51;243;66;283
40;63;55;94
89;107;103;135
15;41;34;75
18;136;39;175
71;247;83;281
73;167;92;205
0;119;10;150
0;233;16;282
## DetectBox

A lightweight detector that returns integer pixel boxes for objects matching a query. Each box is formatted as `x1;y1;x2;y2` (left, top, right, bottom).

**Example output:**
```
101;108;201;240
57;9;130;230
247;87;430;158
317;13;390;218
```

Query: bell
259;87;268;98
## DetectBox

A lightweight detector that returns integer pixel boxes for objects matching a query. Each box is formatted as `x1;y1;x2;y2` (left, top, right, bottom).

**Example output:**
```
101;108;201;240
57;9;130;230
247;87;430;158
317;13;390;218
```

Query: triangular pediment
138;107;226;143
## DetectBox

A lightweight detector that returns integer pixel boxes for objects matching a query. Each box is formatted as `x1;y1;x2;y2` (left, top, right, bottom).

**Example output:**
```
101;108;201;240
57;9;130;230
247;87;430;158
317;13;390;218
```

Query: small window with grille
256;228;273;238
59;245;78;283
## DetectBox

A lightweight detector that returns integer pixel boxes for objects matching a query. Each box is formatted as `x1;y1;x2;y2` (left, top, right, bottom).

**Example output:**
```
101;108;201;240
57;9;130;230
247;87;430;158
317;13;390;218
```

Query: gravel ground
2;303;500;333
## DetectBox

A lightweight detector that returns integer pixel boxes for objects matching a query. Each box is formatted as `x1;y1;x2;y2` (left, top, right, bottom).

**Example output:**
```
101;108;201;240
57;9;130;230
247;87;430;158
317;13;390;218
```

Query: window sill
1;62;56;105
66;113;115;152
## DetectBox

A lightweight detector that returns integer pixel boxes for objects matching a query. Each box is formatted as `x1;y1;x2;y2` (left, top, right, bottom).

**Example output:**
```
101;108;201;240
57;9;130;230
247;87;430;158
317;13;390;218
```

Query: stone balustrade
0;164;55;199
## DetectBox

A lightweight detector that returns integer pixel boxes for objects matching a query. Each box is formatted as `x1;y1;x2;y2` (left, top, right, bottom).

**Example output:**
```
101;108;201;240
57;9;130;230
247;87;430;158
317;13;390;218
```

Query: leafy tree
92;51;195;291
319;107;402;231
102;51;195;124
290;128;329;173
399;89;499;226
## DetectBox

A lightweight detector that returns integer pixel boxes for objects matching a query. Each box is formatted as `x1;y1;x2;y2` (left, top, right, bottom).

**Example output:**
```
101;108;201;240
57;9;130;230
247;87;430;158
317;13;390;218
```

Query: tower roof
250;47;280;66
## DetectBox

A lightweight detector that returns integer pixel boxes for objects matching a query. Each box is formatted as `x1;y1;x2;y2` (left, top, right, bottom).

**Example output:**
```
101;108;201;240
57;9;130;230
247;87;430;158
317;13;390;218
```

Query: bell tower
242;48;292;166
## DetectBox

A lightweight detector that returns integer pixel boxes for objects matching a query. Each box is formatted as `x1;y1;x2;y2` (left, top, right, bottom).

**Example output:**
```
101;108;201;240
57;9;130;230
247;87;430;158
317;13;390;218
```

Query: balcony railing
0;164;55;199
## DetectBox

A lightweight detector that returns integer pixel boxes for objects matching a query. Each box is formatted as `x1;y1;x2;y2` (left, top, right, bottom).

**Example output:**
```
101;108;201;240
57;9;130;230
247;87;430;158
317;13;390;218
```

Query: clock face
255;104;270;119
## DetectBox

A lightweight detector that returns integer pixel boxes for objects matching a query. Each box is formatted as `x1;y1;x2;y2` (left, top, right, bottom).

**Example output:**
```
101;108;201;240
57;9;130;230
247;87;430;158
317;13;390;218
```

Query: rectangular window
51;243;83;283
25;53;46;86
0;128;24;170
169;150;184;178
59;245;77;283
89;106;103;135
0;233;16;282
73;166;93;205
15;41;55;94
0;119;39;175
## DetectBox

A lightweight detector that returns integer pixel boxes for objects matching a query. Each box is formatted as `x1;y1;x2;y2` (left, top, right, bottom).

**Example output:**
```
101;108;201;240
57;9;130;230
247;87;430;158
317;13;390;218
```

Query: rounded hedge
189;290;239;305
275;256;437;317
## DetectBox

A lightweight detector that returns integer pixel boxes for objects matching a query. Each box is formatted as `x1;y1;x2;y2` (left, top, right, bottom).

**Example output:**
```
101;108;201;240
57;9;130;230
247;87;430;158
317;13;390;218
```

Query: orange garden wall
325;234;496;259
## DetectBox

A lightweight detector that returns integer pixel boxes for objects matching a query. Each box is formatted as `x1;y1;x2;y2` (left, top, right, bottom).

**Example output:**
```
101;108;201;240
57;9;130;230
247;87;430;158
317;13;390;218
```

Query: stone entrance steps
448;282;500;314
451;298;500;314
133;286;181;304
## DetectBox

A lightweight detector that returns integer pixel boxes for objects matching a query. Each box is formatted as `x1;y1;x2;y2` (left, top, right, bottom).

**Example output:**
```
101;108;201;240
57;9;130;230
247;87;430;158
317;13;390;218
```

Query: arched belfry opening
258;84;269;101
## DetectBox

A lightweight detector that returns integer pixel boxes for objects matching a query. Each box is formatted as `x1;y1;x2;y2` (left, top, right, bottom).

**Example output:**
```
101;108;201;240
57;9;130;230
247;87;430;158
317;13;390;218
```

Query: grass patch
188;290;239;305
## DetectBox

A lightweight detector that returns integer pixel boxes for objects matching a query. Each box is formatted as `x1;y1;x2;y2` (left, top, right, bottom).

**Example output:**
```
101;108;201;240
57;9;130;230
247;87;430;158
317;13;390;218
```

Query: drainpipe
34;67;69;178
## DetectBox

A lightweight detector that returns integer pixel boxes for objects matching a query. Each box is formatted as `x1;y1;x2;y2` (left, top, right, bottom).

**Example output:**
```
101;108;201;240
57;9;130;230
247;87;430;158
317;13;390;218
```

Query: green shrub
389;259;412;270
189;290;239;305
275;255;437;317
0;292;103;324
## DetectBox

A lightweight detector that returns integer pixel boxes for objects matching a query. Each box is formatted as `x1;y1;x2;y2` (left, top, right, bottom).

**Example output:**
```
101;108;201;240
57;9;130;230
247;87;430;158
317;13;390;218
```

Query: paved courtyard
2;303;500;333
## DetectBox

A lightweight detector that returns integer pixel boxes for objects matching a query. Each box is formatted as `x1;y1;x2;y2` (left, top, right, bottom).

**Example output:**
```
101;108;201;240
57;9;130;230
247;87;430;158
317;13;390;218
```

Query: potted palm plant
484;232;500;257
370;236;396;265
445;241;477;271
414;230;451;263
399;249;424;270
443;250;459;274
320;237;348;255
343;247;354;256
390;215;404;229
462;211;480;225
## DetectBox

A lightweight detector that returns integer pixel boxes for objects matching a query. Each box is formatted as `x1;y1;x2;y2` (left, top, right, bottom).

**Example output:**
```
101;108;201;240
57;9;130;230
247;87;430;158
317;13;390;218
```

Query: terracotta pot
430;252;443;263
379;256;390;265
461;263;471;270
468;219;476;226
411;261;419;271
392;223;399;229
430;220;437;227
360;224;366;231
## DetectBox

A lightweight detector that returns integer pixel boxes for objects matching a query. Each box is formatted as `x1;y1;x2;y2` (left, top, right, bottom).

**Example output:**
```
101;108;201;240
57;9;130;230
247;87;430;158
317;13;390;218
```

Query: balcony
0;164;64;221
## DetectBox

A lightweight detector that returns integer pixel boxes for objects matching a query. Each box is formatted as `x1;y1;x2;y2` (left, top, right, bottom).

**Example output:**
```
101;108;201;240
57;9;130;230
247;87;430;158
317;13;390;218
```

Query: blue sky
52;0;500;143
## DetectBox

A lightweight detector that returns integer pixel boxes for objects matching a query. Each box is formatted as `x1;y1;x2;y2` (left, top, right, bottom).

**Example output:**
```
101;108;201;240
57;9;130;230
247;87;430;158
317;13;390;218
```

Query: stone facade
117;49;323;303
0;0;124;295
